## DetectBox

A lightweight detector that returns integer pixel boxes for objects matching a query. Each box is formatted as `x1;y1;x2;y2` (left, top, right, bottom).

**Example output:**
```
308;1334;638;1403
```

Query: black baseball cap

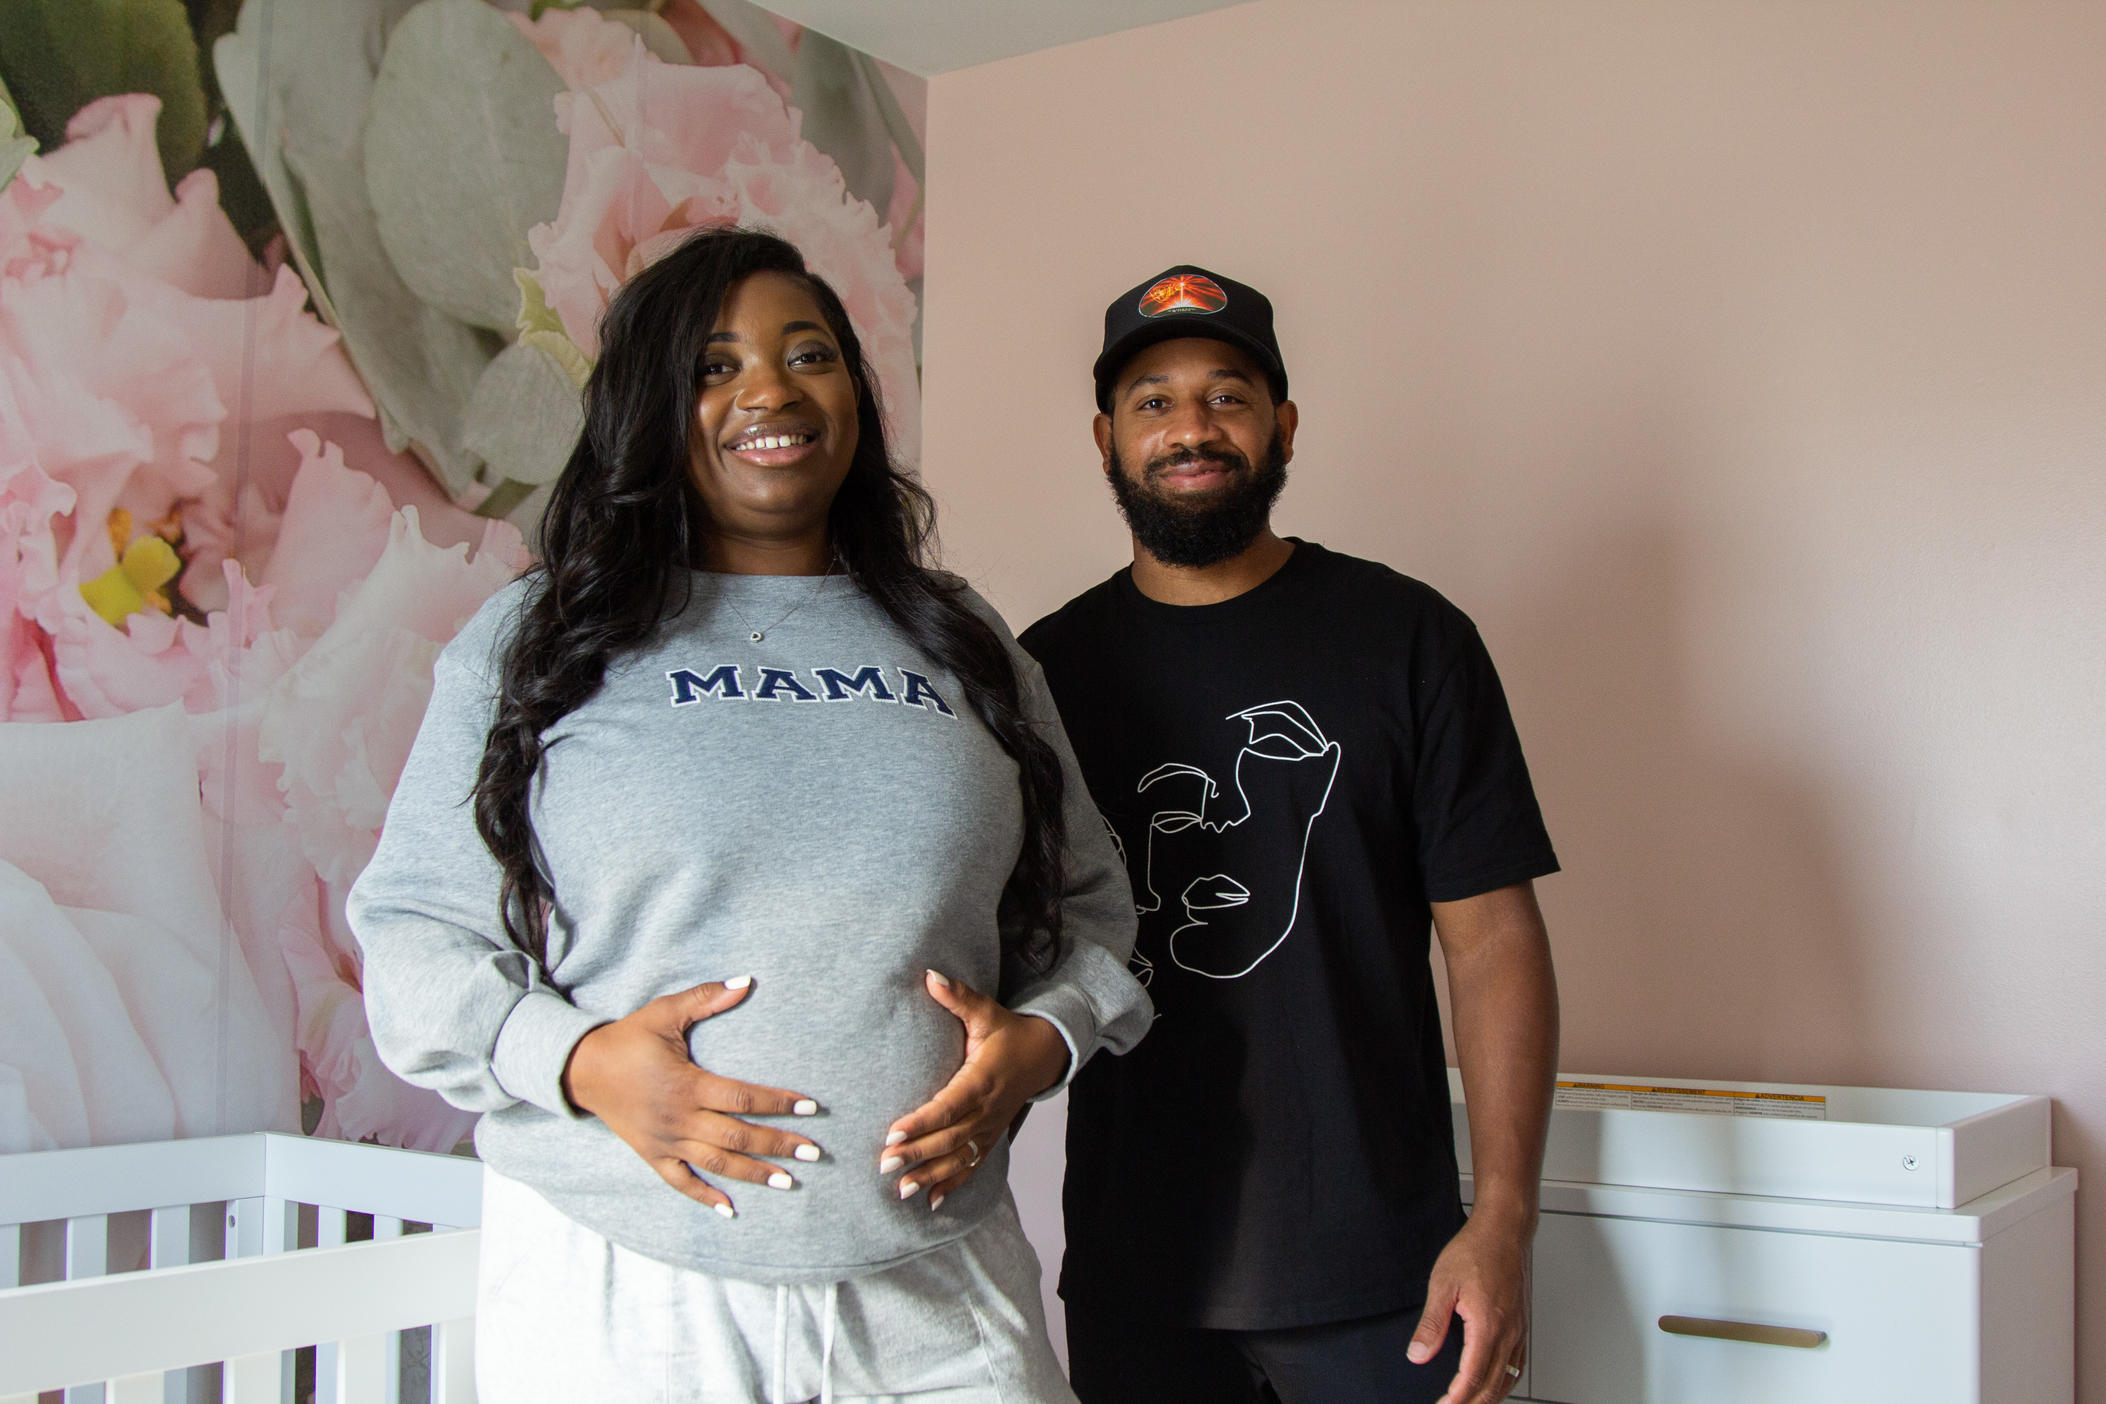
1092;264;1288;412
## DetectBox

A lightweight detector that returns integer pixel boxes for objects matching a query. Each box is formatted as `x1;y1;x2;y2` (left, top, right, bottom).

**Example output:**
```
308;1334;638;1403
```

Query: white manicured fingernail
714;1202;735;1219
899;1179;921;1200
880;1155;905;1174
930;1192;946;1212
925;968;952;988
793;1099;818;1116
884;1130;906;1146
725;975;752;990
768;1172;793;1190
794;1144;821;1162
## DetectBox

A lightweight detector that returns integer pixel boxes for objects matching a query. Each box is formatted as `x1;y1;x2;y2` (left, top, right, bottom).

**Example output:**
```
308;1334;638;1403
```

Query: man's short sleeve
1411;622;1559;903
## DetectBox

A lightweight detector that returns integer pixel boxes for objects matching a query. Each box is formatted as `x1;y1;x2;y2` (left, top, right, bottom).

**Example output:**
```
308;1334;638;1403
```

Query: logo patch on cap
1138;273;1227;318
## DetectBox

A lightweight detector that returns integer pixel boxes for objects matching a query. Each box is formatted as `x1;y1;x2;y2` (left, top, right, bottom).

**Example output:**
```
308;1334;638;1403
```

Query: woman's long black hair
472;227;1065;973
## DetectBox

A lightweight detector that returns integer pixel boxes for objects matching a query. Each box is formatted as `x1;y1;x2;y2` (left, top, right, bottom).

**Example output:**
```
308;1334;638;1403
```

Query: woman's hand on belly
560;978;824;1218
880;970;1072;1211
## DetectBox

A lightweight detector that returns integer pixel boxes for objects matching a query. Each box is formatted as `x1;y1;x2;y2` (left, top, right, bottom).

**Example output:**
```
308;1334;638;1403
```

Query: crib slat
431;1319;474;1404
225;1198;299;1402
223;1352;280;1403
106;1375;163;1404
372;1218;404;1404
265;1199;296;1403
262;1198;296;1255
335;1334;388;1404
146;1207;195;1404
65;1214;111;1404
147;1207;189;1269
65;1213;108;1278
311;1212;345;1404
0;1222;18;1289
313;1208;350;1404
227;1198;262;1259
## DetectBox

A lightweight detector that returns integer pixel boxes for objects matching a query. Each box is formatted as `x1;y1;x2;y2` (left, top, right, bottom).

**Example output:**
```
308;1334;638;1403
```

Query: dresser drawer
1527;1211;1978;1403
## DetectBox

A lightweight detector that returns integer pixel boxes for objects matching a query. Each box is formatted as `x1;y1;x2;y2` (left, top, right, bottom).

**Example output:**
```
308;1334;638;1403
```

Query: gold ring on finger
965;1136;983;1169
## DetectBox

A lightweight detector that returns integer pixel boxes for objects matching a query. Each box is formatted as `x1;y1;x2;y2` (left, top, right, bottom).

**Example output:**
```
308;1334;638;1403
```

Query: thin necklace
719;551;842;644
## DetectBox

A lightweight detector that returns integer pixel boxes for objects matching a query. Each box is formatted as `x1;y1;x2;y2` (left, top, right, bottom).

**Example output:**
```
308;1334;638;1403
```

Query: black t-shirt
1020;541;1558;1332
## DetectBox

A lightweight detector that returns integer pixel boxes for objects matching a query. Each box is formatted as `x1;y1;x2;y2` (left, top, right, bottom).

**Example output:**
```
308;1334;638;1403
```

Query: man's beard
1106;429;1289;569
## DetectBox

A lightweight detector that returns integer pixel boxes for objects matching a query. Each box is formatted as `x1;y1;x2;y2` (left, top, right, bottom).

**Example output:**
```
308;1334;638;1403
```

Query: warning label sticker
1553;1081;1828;1120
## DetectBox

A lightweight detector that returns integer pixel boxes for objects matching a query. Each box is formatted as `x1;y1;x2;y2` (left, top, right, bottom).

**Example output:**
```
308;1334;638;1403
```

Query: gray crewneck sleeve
348;573;1150;1283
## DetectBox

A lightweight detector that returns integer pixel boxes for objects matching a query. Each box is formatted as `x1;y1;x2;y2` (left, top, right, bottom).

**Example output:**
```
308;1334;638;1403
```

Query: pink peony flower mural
1;0;925;1159
0;88;522;1151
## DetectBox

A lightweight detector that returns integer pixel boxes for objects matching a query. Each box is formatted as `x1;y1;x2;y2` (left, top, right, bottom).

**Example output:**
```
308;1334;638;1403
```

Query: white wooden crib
0;1134;482;1403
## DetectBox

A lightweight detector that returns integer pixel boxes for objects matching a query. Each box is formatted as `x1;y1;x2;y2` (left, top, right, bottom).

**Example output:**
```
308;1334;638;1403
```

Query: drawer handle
1658;1315;1828;1350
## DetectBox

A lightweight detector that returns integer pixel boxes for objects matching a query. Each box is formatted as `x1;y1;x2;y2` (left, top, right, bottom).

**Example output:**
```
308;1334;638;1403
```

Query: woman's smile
722;418;824;468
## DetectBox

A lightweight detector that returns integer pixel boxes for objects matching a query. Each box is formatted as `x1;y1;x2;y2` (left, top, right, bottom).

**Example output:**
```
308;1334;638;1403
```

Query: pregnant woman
348;227;1150;1402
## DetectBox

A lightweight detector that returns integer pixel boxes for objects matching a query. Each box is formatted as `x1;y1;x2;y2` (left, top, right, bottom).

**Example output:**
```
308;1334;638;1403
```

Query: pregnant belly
681;961;977;1170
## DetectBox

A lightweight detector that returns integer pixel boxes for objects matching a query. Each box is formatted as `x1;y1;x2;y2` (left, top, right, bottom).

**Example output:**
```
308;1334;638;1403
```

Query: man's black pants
1065;1300;1473;1404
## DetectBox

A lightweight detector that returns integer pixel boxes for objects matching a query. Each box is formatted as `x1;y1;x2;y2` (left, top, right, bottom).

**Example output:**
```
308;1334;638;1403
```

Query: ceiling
746;0;1254;77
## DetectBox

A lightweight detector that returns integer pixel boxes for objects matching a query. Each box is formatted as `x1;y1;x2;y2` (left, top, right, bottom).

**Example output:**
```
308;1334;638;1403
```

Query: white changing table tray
1450;1068;2049;1208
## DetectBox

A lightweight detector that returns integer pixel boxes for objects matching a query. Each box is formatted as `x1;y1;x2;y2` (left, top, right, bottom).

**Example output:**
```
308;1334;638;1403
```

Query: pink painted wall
920;0;2106;1388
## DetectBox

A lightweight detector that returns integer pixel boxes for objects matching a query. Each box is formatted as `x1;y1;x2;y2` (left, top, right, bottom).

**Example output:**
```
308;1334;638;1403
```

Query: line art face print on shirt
1132;701;1342;980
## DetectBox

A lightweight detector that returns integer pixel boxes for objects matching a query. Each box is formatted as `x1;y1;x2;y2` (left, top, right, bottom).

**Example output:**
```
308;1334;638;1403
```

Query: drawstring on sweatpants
769;1281;840;1403
770;1288;842;1404
819;1281;838;1404
772;1284;789;1404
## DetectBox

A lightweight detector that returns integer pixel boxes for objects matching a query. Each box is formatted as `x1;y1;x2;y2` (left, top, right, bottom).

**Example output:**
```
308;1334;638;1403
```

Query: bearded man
1019;266;1562;1404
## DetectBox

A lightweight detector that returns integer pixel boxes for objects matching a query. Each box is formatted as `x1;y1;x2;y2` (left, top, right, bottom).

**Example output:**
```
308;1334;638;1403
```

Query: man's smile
1148;452;1247;493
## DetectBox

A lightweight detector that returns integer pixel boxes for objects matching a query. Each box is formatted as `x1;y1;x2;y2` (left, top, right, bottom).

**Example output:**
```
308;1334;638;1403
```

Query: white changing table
1452;1072;2076;1403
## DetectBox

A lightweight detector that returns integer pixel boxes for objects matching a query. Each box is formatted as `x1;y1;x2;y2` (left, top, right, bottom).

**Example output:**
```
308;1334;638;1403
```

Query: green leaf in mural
0;134;35;192
514;267;592;388
219;0;494;498
696;0;794;80
0;0;207;183
603;9;694;66
0;79;37;192
181;0;271;239
849;50;923;188
789;29;891;218
490;2;692;64
289;140;491;495
213;0;421;313
363;0;570;333
462;341;584;493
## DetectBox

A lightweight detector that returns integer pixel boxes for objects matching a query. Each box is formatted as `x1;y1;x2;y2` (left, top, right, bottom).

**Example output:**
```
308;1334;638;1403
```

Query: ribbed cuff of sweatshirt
1008;937;1153;1101
490;990;609;1119
1013;1001;1087;1103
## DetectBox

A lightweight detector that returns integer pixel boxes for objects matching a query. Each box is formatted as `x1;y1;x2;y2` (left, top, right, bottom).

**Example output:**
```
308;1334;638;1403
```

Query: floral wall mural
0;0;926;1156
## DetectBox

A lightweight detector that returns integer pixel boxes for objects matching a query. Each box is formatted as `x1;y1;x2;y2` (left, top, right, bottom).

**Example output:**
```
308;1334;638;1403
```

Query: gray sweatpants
475;1168;1079;1403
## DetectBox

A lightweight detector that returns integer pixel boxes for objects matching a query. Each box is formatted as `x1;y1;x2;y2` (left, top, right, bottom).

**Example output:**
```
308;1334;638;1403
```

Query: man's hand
1426;880;1556;1404
881;969;1070;1210
1410;1212;1531;1404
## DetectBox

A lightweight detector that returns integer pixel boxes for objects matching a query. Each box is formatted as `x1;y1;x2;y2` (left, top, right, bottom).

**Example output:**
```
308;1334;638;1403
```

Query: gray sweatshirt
347;570;1150;1284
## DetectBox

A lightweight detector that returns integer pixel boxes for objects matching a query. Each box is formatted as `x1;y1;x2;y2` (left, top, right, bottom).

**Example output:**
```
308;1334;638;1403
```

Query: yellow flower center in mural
79;509;182;626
